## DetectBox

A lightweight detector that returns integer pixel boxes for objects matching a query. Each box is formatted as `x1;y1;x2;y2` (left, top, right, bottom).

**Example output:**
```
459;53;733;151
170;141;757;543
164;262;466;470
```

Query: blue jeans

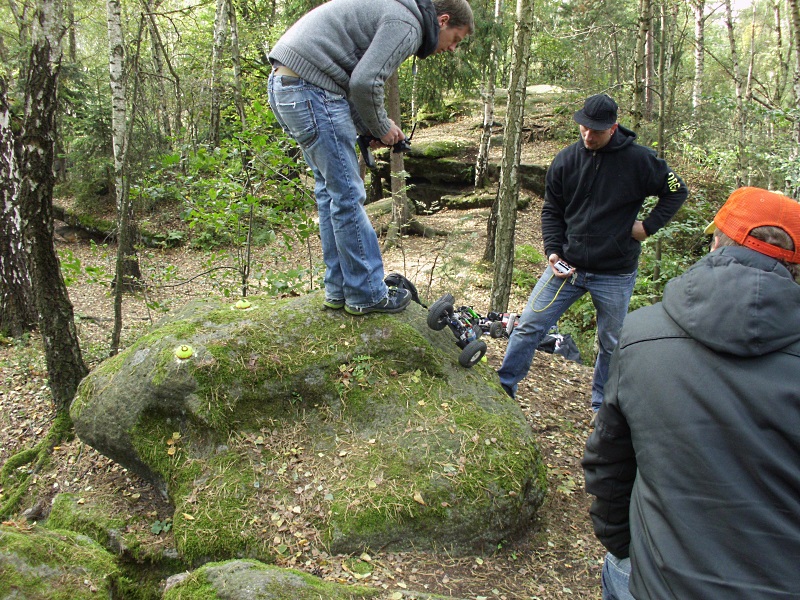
602;553;634;600
497;267;636;411
267;72;388;308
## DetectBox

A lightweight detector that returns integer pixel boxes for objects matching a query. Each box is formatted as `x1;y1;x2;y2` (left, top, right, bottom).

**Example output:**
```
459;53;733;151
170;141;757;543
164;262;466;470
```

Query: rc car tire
489;321;504;338
427;295;454;330
459;340;487;368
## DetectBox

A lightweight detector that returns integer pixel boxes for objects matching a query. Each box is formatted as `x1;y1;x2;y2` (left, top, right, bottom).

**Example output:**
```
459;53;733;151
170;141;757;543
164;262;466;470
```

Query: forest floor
0;112;608;599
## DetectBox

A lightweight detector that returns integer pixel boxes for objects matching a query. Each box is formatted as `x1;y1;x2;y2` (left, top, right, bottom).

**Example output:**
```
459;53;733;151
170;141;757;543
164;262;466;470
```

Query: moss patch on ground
0;523;139;599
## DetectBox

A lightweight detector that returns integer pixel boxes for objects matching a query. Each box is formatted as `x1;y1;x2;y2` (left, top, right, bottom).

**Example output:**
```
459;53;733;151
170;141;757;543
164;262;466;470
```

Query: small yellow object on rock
174;345;194;360
234;299;252;310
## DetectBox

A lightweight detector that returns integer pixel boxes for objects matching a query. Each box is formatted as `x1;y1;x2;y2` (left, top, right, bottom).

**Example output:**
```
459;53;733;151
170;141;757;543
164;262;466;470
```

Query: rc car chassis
426;294;488;368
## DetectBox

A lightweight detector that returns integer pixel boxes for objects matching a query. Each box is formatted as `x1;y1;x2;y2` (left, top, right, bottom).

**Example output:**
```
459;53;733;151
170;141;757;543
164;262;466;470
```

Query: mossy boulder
163;559;459;600
71;292;546;565
0;523;134;599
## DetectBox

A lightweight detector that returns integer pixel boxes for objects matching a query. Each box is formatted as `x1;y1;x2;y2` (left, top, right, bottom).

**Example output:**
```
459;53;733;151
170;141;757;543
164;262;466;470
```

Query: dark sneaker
345;288;411;316
323;298;345;310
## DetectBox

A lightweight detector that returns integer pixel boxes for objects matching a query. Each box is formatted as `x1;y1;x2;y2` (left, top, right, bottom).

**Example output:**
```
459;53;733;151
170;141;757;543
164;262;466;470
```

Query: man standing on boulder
497;93;688;413
268;0;473;316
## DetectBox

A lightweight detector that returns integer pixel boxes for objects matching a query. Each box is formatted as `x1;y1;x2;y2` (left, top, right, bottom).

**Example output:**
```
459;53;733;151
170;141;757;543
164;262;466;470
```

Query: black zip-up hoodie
541;125;688;274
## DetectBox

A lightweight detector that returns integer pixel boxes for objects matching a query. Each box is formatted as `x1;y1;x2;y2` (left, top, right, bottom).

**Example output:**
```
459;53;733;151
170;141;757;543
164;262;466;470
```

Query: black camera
356;135;411;170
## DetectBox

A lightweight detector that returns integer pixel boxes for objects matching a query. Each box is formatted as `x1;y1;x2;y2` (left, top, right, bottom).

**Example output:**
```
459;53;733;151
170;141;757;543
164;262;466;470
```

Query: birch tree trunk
644;0;655;121
633;0;651;129
475;0;502;189
228;0;246;130
0;76;37;337
692;0;705;114
489;0;534;313
210;0;229;148
17;0;87;414
108;0;142;354
724;0;747;186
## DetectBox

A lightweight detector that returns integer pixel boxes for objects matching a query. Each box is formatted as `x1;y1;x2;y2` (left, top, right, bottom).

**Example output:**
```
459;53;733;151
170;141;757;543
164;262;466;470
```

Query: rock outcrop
71;293;547;565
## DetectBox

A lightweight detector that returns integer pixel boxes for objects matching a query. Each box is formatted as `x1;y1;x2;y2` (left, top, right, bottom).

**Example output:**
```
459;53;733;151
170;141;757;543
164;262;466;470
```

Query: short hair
714;227;800;280
433;0;474;34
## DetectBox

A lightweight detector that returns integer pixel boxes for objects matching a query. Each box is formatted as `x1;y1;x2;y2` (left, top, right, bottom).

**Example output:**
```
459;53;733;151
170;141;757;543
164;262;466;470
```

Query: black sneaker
345;288;411;316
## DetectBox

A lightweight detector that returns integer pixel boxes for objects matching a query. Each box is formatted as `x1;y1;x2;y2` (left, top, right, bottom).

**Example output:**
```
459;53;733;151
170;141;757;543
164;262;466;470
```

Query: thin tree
489;0;534;313
210;0;229;148
107;0;143;353
0;77;38;337
691;0;705;114
383;71;411;250
633;0;652;129
228;0;246;130
724;0;747;186
142;0;172;141
475;0;502;189
789;0;800;137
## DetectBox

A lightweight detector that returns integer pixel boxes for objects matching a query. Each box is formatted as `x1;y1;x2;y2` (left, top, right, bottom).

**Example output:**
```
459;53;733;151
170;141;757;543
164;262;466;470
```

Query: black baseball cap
574;94;618;130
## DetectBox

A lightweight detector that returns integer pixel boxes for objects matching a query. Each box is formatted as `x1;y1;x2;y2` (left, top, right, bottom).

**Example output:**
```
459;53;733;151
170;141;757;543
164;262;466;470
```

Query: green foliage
512;244;545;290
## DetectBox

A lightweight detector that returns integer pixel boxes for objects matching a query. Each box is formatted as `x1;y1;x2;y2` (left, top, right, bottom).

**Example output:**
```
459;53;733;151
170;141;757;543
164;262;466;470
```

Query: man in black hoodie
497;94;687;412
582;187;800;599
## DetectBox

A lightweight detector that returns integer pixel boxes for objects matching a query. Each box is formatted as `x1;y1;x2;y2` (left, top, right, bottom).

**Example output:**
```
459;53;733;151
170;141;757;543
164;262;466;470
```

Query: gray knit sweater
269;0;436;138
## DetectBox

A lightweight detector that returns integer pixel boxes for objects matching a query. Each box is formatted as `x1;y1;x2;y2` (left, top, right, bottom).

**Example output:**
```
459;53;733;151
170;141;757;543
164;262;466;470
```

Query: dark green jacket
583;246;800;599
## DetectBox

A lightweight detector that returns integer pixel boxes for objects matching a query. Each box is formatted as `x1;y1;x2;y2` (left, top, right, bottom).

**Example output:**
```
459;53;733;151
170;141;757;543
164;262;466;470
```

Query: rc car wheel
459;340;487;368
426;296;454;330
489;321;505;338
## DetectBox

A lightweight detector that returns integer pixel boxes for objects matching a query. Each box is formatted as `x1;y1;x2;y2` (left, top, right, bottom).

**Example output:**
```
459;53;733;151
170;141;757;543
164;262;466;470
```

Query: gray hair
433;0;474;33
714;227;800;281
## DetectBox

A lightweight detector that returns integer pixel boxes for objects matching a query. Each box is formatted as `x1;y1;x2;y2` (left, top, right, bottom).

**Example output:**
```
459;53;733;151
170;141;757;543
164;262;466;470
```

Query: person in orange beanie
583;187;800;599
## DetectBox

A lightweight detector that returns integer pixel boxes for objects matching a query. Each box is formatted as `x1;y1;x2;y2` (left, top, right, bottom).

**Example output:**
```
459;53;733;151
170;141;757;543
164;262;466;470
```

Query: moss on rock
0;523;136;599
72;291;547;565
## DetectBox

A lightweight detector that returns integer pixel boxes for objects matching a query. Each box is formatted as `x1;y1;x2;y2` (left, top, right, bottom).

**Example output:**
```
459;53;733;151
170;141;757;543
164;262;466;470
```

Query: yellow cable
530;271;572;313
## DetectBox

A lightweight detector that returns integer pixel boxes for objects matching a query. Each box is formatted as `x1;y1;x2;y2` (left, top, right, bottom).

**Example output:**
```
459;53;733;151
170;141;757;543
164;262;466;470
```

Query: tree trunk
0;77;37;337
724;0;747;186
788;0;800;144
489;0;534;313
383;71;410;251
475;0;502;189
772;0;789;106
692;0;705;114
17;0;88;414
107;0;142;353
143;0;172;141
644;0;655;121
142;0;183;144
210;0;229;148
228;0;246;130
633;0;651;129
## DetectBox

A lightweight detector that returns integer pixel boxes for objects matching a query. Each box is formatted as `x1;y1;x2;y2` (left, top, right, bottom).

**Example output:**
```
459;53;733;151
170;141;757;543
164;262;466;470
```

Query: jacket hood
662;246;800;356
403;0;438;58
580;123;637;153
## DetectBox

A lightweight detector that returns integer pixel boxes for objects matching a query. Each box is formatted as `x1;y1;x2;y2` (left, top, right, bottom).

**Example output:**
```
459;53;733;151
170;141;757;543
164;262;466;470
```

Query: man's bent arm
641;167;688;236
